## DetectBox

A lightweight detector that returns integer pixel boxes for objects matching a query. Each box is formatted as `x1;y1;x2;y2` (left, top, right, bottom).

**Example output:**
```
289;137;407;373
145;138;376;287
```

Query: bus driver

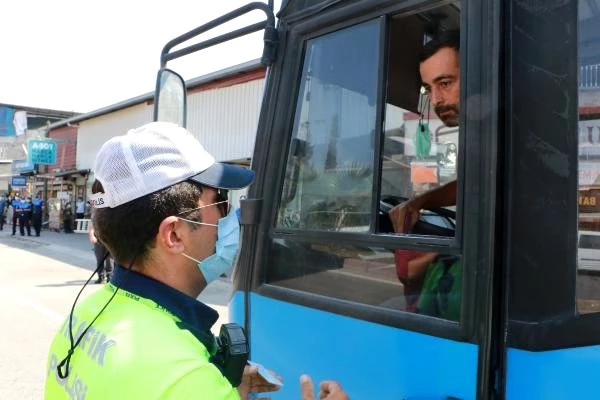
389;31;460;233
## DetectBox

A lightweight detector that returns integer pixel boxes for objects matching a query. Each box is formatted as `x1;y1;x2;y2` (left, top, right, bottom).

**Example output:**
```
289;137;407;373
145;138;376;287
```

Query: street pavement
0;225;231;399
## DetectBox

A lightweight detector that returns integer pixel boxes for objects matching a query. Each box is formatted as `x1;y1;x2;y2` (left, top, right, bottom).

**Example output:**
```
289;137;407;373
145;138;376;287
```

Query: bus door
228;1;503;398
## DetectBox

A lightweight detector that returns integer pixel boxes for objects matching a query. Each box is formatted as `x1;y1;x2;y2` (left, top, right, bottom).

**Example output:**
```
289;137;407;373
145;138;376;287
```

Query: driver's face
419;47;460;127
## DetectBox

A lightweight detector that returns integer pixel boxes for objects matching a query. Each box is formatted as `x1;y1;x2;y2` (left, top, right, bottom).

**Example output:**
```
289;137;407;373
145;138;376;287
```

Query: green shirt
45;267;239;400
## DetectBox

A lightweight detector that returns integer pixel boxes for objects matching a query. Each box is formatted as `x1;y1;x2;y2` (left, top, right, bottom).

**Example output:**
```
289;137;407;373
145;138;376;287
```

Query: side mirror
153;69;187;127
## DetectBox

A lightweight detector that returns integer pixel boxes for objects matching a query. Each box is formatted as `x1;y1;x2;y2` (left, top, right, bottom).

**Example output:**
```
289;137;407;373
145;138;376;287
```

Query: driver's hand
389;199;422;233
300;375;349;400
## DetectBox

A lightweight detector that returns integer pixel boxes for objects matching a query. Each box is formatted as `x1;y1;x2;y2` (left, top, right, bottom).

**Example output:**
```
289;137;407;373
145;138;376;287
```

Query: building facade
44;60;266;217
0;103;77;193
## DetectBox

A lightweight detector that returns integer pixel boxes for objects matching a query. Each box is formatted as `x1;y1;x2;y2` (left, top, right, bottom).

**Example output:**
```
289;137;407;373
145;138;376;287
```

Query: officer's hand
300;375;349;400
238;364;281;400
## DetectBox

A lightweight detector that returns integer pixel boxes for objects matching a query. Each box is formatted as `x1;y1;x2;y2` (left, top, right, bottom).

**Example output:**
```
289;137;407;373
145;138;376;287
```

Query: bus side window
275;20;379;233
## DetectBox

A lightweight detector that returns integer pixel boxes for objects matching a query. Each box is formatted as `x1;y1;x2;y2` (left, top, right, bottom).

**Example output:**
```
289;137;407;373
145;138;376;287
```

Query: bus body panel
231;291;478;399
505;346;600;399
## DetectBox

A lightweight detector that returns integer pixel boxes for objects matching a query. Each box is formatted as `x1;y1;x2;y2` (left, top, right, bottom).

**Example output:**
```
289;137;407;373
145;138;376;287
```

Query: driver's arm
389;180;457;233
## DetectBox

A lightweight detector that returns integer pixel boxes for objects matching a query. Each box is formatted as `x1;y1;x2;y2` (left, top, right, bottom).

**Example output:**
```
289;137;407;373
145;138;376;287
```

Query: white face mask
179;206;240;284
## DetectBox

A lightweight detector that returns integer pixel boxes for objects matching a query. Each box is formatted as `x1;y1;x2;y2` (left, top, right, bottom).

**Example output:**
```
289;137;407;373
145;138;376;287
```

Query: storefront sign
12;159;34;173
11;176;27;188
28;139;57;165
580;189;600;212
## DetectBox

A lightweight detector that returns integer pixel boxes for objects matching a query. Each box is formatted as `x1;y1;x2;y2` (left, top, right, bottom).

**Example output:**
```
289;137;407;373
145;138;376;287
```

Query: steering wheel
378;195;456;236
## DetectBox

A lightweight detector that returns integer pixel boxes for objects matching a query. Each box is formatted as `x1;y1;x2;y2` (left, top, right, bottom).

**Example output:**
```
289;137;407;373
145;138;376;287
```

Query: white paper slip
247;360;283;386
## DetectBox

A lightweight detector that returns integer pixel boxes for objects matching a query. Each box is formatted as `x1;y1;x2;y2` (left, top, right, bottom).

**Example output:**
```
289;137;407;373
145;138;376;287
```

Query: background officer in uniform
32;193;45;236
10;194;21;235
20;196;32;236
32;192;46;236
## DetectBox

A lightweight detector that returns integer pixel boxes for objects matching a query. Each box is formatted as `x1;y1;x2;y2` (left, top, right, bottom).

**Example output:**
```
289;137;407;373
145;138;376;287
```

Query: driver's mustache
434;104;458;115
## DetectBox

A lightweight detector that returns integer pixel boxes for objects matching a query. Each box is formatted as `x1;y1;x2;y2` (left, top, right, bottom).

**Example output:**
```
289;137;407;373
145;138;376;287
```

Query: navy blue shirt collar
110;264;219;335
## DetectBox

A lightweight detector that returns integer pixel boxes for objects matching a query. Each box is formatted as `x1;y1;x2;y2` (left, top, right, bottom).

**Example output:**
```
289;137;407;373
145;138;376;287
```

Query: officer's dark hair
419;29;460;63
91;179;205;267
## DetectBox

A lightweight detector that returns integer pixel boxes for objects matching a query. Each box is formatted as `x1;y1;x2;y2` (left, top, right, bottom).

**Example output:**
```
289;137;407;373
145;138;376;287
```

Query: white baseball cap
89;122;255;208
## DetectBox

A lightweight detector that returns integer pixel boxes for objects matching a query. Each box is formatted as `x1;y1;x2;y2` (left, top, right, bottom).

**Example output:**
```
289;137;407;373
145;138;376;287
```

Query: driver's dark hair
419;30;460;62
91;179;204;268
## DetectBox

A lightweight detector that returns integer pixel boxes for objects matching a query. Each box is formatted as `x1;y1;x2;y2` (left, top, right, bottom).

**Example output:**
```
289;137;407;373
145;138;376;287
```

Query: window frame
246;0;495;344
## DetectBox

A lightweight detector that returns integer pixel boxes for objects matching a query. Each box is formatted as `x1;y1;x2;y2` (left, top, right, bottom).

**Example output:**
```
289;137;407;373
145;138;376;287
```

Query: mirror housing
153;68;186;127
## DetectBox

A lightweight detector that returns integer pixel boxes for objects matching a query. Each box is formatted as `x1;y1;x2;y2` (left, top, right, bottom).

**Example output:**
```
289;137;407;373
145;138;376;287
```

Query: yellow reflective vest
45;267;239;400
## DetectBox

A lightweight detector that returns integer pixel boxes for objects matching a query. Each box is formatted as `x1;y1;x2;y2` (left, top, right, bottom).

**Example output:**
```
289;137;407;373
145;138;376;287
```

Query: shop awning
36;169;90;179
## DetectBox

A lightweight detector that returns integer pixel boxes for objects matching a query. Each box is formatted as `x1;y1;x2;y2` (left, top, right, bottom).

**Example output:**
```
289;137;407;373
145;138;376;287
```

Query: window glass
577;0;600;314
269;4;462;321
276;20;380;232
266;238;461;321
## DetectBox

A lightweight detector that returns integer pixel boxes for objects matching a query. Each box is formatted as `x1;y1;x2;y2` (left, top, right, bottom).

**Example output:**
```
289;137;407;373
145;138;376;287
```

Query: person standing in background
10;194;20;235
88;222;113;283
88;182;113;284
0;195;6;231
75;196;86;220
62;201;74;233
32;193;45;236
20;197;32;236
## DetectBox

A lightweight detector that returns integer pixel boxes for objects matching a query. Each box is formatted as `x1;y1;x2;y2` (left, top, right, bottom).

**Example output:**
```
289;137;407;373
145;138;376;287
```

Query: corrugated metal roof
49;58;264;130
0;103;78;119
187;78;264;161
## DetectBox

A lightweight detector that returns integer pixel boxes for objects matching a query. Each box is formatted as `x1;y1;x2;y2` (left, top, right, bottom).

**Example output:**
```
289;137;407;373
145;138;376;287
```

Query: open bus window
577;0;600;314
380;3;460;236
276;20;379;233
269;4;463;321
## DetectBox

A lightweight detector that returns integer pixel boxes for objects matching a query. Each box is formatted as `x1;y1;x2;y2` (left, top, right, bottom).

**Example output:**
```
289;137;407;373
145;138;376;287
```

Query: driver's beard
434;104;459;127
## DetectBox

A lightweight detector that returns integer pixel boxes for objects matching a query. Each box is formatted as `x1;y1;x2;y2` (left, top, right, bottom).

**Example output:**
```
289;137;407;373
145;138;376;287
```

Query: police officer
19;196;32;236
11;194;22;236
45;122;280;400
32;193;45;236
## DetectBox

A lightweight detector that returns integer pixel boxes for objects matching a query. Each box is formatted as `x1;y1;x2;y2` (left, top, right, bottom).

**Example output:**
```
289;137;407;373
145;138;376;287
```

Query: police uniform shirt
33;198;44;214
13;199;24;213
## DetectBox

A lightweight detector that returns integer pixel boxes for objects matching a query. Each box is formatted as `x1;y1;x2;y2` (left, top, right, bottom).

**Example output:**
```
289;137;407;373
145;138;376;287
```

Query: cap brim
189;162;255;190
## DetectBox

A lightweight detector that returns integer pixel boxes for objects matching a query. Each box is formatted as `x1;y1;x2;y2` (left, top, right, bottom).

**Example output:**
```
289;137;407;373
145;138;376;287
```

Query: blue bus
154;0;600;398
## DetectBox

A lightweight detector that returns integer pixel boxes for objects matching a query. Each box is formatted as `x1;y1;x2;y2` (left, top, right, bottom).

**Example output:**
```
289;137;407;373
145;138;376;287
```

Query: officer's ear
157;216;186;254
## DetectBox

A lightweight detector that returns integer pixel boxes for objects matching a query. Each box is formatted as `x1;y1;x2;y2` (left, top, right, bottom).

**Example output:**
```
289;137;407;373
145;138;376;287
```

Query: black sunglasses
176;187;230;218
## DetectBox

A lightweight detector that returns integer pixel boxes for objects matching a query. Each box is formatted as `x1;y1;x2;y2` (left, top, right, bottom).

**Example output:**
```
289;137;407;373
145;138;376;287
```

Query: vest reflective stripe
44;285;239;400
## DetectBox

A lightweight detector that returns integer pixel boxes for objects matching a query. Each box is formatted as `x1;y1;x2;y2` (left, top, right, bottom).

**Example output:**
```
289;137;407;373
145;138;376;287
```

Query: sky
1;0;281;114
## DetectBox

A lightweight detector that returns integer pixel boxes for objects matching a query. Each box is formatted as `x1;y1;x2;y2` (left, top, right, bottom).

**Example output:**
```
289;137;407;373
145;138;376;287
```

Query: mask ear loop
57;254;135;379
418;87;426;133
426;94;431;126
